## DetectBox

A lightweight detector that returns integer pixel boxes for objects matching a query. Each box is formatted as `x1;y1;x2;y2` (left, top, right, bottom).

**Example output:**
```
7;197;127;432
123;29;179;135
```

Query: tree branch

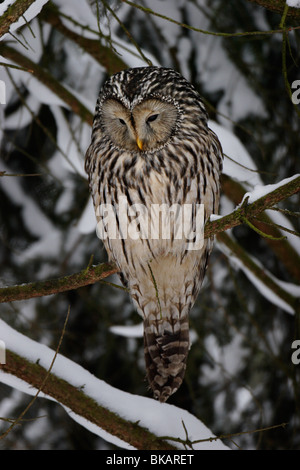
0;262;118;303
221;174;300;283
0;174;299;305
205;174;300;238
0;0;37;38
122;0;300;36
1;349;177;450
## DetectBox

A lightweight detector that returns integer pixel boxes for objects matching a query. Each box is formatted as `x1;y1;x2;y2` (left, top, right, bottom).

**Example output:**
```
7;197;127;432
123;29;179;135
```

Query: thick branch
221;174;300;283
0;263;118;303
1;350;176;450
0;0;37;38
205;174;300;238
0;174;299;305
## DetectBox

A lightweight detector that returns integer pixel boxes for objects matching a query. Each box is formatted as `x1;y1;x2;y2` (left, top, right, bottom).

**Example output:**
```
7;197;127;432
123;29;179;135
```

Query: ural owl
85;66;223;402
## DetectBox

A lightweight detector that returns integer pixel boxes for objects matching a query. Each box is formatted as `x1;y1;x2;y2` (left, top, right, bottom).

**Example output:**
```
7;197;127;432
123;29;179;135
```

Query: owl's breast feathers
91;147;217;401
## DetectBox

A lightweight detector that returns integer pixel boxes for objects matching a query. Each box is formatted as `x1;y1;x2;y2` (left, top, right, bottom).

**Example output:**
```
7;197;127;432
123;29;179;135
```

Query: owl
85;66;223;402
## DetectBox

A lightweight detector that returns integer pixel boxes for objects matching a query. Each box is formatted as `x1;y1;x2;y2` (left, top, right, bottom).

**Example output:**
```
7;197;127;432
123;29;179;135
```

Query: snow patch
209;120;262;186
241;174;300;205
287;0;300;7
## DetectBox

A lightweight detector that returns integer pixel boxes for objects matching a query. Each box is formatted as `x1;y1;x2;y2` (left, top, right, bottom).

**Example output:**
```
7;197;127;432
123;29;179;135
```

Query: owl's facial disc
101;98;178;152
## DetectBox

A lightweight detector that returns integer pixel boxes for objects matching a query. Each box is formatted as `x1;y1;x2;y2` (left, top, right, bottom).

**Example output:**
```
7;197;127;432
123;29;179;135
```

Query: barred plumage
85;66;223;402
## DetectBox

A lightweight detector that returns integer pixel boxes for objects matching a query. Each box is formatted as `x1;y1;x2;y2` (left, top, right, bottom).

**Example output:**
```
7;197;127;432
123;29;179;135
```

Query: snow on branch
0;0;49;40
206;174;300;238
0;319;229;450
221;174;300;284
287;0;300;7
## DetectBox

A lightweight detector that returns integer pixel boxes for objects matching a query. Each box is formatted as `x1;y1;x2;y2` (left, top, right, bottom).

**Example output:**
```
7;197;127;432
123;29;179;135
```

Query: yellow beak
136;137;143;151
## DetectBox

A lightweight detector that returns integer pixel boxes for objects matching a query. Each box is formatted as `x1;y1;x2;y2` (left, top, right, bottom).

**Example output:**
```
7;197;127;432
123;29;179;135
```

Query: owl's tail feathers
143;317;190;402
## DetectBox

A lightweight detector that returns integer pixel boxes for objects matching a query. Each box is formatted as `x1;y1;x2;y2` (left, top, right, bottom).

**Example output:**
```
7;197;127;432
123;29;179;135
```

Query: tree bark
0;0;38;38
221;175;300;284
0;350;177;450
0;263;118;303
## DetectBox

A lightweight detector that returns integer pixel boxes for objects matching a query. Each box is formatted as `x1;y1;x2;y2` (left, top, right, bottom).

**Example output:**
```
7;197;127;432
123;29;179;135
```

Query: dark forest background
0;0;300;449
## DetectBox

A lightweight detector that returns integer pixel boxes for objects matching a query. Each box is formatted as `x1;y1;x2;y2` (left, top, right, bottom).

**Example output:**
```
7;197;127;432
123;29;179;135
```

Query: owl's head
100;97;178;152
93;67;208;154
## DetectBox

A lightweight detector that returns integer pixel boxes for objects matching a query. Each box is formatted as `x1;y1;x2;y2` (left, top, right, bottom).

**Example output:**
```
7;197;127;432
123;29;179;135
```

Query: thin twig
103;0;152;65
252;216;300;238
242;215;286;241
158;421;288;447
122;0;300;38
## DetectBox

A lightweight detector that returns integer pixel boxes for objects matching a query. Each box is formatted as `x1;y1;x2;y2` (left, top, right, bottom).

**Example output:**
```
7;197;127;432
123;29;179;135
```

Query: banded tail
143;315;190;402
